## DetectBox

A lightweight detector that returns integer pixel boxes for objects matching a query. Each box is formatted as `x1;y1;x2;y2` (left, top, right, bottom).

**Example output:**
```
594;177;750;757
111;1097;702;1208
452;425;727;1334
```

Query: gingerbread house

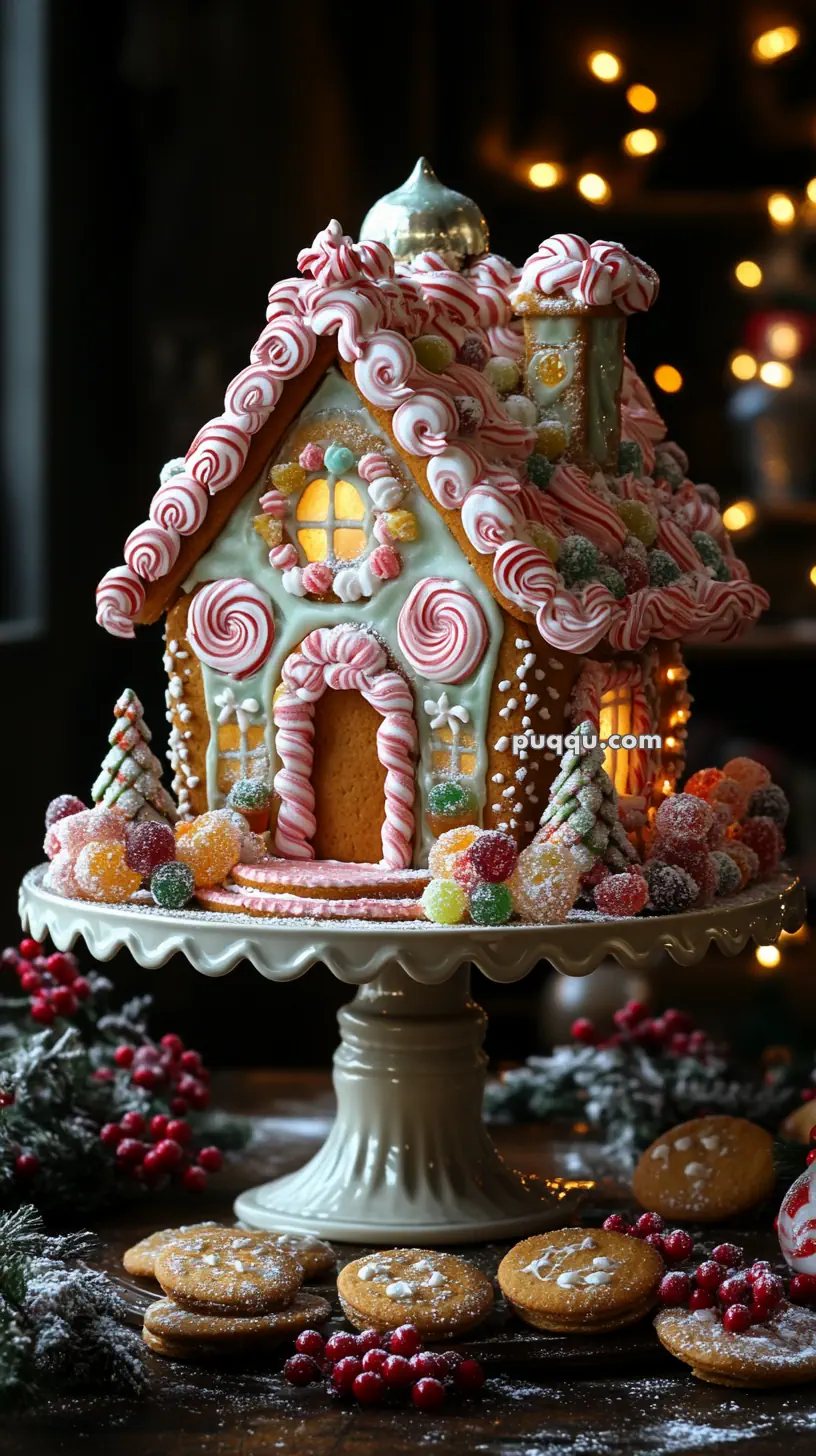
96;161;768;872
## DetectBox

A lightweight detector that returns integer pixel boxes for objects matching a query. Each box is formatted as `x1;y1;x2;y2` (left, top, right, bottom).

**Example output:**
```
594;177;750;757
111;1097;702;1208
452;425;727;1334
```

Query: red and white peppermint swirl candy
462;485;524;555
547;464;627;556
250;314;316;378
186;416;250;493
187;578;274;680
95;566;145;639
124;521;180;582
778;1167;816;1275
392;390;458;456
223;363;282;433
305;284;379;362
149;473;208;536
258;488;289;519
297;220;361;285
356;238;394;281
537;582;622;655
397;578;488;683
591;241;659;315
493;540;557;611
354;331;415;409
269;543;298;570
357;452;391;483
265;277;303;322
426;445;480;509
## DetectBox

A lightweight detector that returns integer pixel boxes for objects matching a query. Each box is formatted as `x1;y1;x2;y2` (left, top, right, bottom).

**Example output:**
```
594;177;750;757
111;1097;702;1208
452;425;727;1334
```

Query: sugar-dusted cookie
153;1229;303;1316
633;1115;774;1222
143;1290;332;1355
655;1302;816;1387
264;1231;336;1280
123;1222;221;1279
497;1228;663;1334
337;1249;493;1341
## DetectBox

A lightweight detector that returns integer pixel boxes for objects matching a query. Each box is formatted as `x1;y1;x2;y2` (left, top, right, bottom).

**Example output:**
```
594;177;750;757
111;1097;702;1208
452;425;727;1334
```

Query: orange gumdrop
684;768;724;803
176;817;242;887
709;776;749;824
428;824;481;880
74;840;142;903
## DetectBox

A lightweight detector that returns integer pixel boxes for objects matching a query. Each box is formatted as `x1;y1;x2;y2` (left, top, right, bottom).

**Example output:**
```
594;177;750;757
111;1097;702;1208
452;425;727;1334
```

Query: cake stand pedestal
18;866;805;1244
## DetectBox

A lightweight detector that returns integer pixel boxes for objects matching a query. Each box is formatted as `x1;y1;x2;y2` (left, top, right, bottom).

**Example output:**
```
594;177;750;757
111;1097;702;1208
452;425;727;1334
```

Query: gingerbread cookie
497;1228;663;1334
633;1115;774;1223
123;1222;221;1279
264;1231;335;1280
655;1302;816;1387
143;1290;332;1355
337;1249;493;1341
153;1229;303;1316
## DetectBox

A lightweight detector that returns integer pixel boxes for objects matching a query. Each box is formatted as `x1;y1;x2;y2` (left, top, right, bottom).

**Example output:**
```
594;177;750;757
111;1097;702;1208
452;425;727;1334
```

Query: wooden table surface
6;1071;816;1456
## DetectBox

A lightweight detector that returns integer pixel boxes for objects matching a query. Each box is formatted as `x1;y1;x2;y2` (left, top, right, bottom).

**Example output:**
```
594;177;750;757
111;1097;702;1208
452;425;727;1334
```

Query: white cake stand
19;865;805;1244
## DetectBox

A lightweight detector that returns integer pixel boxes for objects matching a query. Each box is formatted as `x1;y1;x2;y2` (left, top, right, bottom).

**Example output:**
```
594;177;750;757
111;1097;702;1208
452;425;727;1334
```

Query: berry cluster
2;939;92;1027
283;1323;486;1410
571;1000;718;1060
657;1242;790;1330
602;1210;693;1263
100;1033;219;1191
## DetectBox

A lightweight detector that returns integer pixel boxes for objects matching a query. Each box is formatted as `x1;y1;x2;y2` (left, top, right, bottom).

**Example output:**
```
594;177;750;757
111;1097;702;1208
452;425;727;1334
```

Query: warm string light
767;192;797;227
626;83;657;113
528;162;563;189
755;944;781;969
577;172;611;204
730;352;758;381
623;128;661;157
653;364;683;393
767;321;801;359
588;50;622;81
809;565;816;588
807;178;816;204
759;360;794;388
723;500;757;532
734;259;763;288
751;26;800;62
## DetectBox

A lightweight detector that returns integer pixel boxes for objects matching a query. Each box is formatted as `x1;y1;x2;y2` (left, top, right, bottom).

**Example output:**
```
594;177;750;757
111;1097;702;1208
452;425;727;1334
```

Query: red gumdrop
44;794;86;829
451;847;480;891
125;821;176;876
655;837;716;904
655;794;713;840
739;817;785;875
470;831;519;884
707;802;733;849
709;776;749;824
684;768;724;803
594;873;649;918
618;547;650;595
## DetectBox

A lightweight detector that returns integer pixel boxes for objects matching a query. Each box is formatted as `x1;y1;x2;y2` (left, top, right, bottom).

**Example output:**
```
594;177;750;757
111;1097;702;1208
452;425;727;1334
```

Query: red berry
186;1083;210;1111
381;1354;414;1387
120;1111;146;1136
751;1273;783;1312
389;1324;422;1357
15;1152;39;1178
634;1212;665;1238
182;1165;207;1192
153;1138;184;1170
469;830;518;883
810;1126;816;1146
712;1243;743;1268
50;986;78;1017
361;1347;388;1374
658;1272;691;1307
72;977;92;1001
789;1274;816;1304
93;1067;114;1082
197;1146;223;1173
806;1150;816;1167
179;1049;202;1072
645;1232;665;1254
99;1121;122;1147
718;1274;751;1307
440;1349;464;1373
332;1356;363;1391
352;1370;384;1405
1;948;19;970
19;938;42;960
295;1329;325;1358
453;1357;486;1393
602;1214;631;1235
132;1066;164;1091
150;1114;169;1141
160;1033;185;1057
30;998;54;1025
802;1090;816;1103
284;1353;320;1386
695;1261;723;1292
115;1137;146;1165
723;1303;753;1334
662;1229;693;1262
356;1329;385;1354
0;1091;14;1108
125;821;176;876
412;1377;445;1411
689;1287;716;1311
170;1096;188;1115
20;970;42;993
45;952;77;985
410;1351;447;1381
571;1017;598;1045
114;1045;134;1068
165;1118;193;1145
745;1261;771;1285
624;999;649;1023
325;1332;359;1363
670;1033;690;1055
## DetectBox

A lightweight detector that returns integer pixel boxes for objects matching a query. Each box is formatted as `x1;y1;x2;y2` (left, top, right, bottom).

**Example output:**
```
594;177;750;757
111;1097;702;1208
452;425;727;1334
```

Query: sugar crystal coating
594;872;649;917
227;777;273;813
428;781;478;819
469;881;513;926
656;793;713;839
175;813;242;887
739;817;784;875
748;783;789;827
509;840;580;923
684;768;724;803
44;794;87;830
643;861;699;915
709;776;749;823
710;850;742;897
428;825;480;880
722;841;759;888
470;831;519;884
421;880;467;925
559;535;599;585
617;499;657;546
75;840;142;903
151;860;196;909
647;550;681;587
126;820;176;876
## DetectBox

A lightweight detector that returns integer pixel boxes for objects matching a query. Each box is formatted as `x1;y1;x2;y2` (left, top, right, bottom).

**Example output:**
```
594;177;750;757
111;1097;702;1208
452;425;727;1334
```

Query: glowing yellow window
296;477;367;563
430;726;477;779
599;686;632;796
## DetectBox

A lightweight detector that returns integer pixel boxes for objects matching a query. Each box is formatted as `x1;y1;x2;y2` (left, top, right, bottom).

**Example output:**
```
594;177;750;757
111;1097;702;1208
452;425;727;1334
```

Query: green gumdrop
617;440;643;477
559;535;599;585
428;780;477;817
227;777;271;812
526;453;553;488
469;881;513;926
647;549;681;587
595;564;627;599
324;442;355;475
691;530;724;570
654;451;685;488
151;860;195;909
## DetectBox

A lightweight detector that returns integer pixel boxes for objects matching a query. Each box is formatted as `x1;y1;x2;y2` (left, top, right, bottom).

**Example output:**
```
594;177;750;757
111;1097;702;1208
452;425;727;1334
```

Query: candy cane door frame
272;625;418;868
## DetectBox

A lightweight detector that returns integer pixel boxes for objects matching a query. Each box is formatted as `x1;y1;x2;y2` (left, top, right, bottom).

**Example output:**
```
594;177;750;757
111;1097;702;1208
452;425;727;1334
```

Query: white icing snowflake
423;692;470;733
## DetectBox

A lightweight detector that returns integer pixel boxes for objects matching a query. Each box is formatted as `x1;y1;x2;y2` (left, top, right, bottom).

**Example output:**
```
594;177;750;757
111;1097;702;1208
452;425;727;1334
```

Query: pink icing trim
198;885;426;921
273;625;417;867
235;859;428;890
397;578;488;683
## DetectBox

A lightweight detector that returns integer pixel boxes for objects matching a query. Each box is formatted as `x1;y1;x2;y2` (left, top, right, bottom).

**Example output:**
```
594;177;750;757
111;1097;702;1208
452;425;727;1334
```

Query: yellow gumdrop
268;461;307;497
428;824;481;880
176;815;243;887
534;421;567;460
508;840;580;924
175;820;196;840
616;499;658;546
484;357;521;395
383;509;419;542
413;334;454;373
252;514;283;548
527;522;560;562
74;840;142;903
421;879;467;924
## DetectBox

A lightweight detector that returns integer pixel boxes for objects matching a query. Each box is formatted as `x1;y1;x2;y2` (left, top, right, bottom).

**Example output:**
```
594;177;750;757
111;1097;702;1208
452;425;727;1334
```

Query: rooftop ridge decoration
513;233;659;314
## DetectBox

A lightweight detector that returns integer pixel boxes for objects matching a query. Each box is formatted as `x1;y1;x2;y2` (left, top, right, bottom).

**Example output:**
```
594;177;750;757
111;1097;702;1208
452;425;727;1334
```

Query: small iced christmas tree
92;689;177;824
536;719;638;874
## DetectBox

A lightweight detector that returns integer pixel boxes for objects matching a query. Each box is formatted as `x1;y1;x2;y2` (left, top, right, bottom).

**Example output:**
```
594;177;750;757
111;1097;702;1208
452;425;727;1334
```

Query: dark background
1;0;815;1067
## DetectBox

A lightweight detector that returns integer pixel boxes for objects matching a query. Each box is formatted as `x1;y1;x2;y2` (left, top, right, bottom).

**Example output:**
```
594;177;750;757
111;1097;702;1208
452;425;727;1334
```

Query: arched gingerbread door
311;689;386;863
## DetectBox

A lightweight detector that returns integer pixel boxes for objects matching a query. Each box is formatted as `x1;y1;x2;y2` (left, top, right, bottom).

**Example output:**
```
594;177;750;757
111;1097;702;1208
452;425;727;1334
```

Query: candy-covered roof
97;220;768;655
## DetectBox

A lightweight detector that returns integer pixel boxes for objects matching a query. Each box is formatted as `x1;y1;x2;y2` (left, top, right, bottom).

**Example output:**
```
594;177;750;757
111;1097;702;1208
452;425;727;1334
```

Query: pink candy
299;443;324;471
269;543;299;569
58;806;128;856
655;793;713;840
259;489;289;518
48;850;84;899
302;562;333;593
369;545;401;580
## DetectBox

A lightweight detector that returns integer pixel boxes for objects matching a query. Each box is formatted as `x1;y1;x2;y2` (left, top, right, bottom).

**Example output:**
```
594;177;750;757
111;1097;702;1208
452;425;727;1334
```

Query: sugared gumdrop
594;873;649;918
508;840;580;924
451;847;480;892
428;781;478;821
74;841;142;903
722;757;771;796
126;821;176;877
748;784;789;828
643;861;698;915
617;547;650;595
47;850;83;900
684;768;724;803
469;881;513;926
722;842;759;889
470;831;518;884
45;794;87;830
707;802;733;850
421;879;467;925
150;860;196;910
616;499;658;547
58;806;129;858
710;850;742;897
428;825;480;880
655;793;713;840
175;814;242;888
709;776;749;824
739;817;784;875
653;836;716;904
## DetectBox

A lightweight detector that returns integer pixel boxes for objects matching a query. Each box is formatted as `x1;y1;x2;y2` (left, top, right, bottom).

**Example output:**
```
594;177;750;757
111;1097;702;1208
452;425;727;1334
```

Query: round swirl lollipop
187;578;275;680
397;577;488;683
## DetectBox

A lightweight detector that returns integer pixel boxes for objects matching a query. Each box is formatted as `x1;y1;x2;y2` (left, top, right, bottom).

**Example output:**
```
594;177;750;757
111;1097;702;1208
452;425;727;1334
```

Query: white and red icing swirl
493;540;558;612
547;463;627;556
537;582;623;654
223;363;282;432
187;578;274;680
354;331;416;408
392;390;458;456
95;566;145;640
427;445;481;509
149;473;208;536
657;516;705;574
446;361;535;460
620;358;666;475
519;484;569;538
591;241;659;315
397;578;488;683
515;234;658;315
778;1167;816;1275
124;522;180;582
265;277;302;321
186;417;250;494
250;315;316;378
487;320;525;360
461;485;525;555
305;285;380;362
273;690;317;858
